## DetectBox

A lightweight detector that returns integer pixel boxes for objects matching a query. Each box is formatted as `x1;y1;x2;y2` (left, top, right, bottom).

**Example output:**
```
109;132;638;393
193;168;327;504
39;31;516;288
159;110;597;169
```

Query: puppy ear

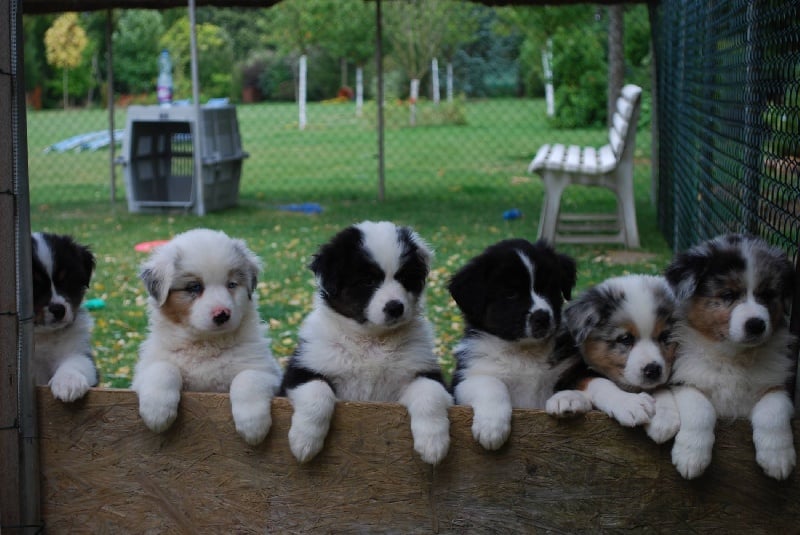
404;227;434;268
448;256;487;322
233;238;262;296
139;244;176;306
557;252;578;301
79;243;96;287
563;288;602;345
665;249;707;302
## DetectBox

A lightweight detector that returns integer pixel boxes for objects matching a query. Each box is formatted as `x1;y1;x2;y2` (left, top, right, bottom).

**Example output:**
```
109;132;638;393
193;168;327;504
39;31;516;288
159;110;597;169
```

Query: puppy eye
615;333;635;347
719;290;740;302
227;281;239;290
757;289;776;301
185;282;204;294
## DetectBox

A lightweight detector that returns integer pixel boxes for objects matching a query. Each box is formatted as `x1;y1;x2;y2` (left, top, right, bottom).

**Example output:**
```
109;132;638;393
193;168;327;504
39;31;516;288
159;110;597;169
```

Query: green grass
27;98;671;388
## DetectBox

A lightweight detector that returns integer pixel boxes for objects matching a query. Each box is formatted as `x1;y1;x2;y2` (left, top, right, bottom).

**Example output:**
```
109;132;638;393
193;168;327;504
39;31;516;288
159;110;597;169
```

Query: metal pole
189;0;205;214
375;0;385;202
106;9;116;205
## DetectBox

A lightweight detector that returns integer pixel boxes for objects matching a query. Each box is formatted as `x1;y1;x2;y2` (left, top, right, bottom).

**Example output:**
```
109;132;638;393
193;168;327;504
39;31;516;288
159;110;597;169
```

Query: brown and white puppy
653;233;796;480
133;228;282;445
548;275;678;429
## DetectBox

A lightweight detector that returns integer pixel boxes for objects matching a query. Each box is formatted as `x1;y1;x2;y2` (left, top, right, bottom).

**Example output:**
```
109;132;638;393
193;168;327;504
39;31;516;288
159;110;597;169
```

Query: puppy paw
546;390;592;418
288;420;328;463
671;430;713;479
412;419;451;464
608;392;655;427
138;391;180;433
471;413;510;451
49;369;91;403
645;405;680;444
232;399;272;445
756;443;796;480
646;413;680;444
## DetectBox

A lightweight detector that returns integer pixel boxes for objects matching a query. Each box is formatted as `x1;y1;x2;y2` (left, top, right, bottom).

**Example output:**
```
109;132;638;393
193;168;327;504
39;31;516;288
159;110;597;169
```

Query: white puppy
132;228;282;445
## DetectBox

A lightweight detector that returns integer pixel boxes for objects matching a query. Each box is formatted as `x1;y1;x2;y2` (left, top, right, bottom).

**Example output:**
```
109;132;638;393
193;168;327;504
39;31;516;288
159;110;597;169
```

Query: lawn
27;98;672;387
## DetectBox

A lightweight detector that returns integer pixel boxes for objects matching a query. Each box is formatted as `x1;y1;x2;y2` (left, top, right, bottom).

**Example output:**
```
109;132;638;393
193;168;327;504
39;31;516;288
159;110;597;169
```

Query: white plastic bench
528;84;643;248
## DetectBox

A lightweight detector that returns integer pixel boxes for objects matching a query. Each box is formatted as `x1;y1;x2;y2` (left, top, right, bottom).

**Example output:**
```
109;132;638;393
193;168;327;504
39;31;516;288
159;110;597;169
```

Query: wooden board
39;387;799;533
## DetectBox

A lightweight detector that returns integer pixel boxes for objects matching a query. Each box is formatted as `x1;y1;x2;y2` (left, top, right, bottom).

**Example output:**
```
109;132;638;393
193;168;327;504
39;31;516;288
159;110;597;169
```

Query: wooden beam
21;0;646;15
39;388;800;533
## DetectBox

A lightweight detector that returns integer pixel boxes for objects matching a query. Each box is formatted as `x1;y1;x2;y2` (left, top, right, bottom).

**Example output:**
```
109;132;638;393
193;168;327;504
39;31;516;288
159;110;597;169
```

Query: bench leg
616;167;640;248
537;172;568;244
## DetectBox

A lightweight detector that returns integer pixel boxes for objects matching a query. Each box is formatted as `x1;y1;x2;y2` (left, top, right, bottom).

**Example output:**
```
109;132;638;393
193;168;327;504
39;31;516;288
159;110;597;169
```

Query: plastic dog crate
121;104;247;215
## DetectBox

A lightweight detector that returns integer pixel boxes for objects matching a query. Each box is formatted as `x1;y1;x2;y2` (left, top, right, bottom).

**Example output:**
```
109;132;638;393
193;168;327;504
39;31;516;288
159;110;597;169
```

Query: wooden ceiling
22;0;640;16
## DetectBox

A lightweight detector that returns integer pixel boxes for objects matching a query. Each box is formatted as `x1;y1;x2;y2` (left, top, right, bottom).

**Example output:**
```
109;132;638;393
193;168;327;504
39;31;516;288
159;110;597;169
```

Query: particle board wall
38;388;799;533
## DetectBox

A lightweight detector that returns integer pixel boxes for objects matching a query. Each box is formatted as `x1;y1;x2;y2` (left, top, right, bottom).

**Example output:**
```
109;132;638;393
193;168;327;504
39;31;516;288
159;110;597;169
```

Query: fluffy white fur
132;228;282;445
34;309;97;402
457;335;584;450
284;221;452;464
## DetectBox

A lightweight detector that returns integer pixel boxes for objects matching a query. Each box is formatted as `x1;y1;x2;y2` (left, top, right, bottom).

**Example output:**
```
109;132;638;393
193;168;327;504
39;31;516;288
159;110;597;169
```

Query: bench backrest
609;84;643;161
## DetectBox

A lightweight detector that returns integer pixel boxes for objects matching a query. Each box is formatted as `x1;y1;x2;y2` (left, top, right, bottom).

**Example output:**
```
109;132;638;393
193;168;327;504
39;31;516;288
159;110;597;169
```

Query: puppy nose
530;309;551;336
643;362;662;382
745;318;766;337
213;308;231;325
384;300;404;319
49;303;66;321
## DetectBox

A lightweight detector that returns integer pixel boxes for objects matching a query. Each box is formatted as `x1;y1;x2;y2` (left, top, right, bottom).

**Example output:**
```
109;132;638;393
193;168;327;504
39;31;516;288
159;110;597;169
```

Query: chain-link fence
652;1;800;261
23;2;652;216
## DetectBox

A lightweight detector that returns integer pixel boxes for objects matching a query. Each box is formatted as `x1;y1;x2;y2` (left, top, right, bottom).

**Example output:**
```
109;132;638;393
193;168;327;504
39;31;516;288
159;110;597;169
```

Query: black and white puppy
280;221;453;464
133;228;282;445
654;233;796;480
31;232;98;402
549;275;678;429
448;239;581;450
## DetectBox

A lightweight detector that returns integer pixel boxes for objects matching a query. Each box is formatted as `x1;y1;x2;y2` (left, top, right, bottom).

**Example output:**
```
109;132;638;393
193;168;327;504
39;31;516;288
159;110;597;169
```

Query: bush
548;26;607;129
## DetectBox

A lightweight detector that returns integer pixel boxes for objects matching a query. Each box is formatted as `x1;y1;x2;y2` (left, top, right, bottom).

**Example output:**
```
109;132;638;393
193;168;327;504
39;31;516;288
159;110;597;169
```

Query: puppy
448;238;581;450
655;233;796;480
132;228;282;445
280;221;453;464
549;275;679;429
31;232;98;401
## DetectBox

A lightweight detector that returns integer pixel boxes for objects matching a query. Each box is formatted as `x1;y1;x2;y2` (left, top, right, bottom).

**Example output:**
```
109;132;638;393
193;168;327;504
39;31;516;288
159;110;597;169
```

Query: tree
160;17;235;101
437;1;479;103
113;10;165;95
384;0;451;125
319;0;374;116
268;0;331;129
44;13;88;109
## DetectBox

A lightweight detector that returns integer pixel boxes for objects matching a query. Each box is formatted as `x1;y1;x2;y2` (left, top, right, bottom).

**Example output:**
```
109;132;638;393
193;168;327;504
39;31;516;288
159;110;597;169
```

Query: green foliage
112;10;165;95
160;17;235;101
763;65;800;158
549;24;608;128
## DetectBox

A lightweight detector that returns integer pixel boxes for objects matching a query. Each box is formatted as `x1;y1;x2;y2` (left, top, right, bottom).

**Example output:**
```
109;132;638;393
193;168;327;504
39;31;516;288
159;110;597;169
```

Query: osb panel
39;388;800;533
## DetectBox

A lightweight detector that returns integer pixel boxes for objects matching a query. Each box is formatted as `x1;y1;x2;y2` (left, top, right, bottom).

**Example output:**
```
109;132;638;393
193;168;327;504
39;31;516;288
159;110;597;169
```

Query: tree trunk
340;57;348;88
608;5;625;127
62;69;68;110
